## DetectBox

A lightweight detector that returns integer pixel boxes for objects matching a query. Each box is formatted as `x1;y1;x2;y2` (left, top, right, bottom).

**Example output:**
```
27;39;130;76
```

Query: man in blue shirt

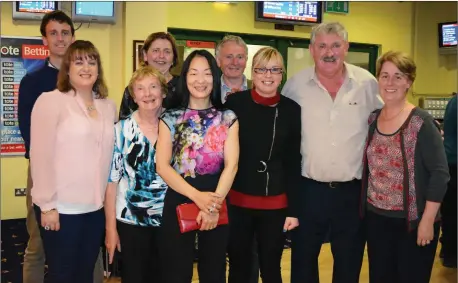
216;35;259;283
440;93;457;268
18;11;104;283
216;35;251;103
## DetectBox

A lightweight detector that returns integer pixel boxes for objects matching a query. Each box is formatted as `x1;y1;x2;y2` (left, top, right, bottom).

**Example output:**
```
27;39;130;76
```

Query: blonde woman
225;47;301;283
105;66;168;283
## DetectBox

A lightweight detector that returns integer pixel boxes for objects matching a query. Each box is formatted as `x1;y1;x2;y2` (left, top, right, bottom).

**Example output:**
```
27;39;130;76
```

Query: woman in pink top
30;40;117;283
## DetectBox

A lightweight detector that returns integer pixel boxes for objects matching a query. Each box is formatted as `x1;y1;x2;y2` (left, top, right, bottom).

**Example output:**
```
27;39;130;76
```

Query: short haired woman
105;66;169;283
361;51;450;283
225;47;302;283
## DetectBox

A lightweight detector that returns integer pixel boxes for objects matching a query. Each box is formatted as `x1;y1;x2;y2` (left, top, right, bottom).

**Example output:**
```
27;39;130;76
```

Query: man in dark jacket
18;10;104;283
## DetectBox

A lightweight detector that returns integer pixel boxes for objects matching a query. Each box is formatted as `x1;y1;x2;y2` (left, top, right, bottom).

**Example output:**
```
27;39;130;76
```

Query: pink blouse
30;89;117;214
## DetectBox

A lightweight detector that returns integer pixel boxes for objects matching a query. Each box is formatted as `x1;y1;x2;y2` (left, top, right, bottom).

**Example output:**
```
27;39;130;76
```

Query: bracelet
41;208;57;215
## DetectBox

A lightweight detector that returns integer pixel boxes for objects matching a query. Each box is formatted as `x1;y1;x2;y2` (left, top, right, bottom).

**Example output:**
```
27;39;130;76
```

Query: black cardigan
225;90;302;217
360;108;450;230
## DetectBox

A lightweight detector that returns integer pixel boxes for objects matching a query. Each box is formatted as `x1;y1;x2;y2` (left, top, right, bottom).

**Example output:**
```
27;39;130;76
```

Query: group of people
18;9;455;283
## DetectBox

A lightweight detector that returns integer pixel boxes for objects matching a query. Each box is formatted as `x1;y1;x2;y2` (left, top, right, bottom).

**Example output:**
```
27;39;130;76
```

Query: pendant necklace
381;103;407;121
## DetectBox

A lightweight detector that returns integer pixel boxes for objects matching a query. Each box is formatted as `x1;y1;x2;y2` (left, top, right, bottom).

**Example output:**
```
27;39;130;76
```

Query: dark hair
171;50;222;109
57;40;108;99
40;10;75;37
141;32;179;69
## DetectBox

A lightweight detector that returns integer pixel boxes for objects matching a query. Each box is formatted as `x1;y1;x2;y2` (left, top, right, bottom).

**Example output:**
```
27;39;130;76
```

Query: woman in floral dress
156;49;239;283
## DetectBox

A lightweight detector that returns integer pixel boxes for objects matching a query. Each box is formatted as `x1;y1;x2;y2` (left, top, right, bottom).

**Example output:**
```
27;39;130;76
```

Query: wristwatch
41;208;57;215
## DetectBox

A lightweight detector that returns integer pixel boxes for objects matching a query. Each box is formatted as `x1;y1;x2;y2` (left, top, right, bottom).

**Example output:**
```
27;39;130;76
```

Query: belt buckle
329;182;336;188
257;161;267;173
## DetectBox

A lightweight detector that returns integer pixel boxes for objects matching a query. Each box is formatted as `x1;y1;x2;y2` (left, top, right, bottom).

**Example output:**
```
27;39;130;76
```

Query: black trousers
228;205;287;283
117;221;161;283
440;164;457;259
34;205;105;283
291;178;365;283
366;210;440;283
224;239;260;283
159;190;228;283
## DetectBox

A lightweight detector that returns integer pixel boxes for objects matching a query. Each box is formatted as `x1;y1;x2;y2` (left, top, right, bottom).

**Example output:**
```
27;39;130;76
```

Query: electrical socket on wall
15;188;26;197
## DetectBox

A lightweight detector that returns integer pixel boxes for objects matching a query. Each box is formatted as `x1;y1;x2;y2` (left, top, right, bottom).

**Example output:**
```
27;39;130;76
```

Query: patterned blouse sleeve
108;121;125;183
223;109;238;128
160;110;177;141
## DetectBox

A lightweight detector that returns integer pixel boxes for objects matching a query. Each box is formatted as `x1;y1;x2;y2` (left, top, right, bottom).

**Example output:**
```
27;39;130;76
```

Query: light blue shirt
220;74;248;103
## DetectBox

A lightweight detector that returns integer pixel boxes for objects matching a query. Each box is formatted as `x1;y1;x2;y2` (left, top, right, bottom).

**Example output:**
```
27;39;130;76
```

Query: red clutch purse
176;200;228;233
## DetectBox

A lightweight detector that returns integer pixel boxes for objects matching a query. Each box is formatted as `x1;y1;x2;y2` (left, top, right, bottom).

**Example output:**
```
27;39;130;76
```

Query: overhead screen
12;1;60;21
255;1;323;26
71;1;116;24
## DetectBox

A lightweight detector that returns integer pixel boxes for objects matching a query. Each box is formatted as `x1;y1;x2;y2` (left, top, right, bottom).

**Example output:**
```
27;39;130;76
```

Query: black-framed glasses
253;67;283;74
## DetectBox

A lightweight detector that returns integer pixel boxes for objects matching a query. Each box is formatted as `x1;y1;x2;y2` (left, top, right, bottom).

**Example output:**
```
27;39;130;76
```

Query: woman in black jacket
225;47;302;283
119;32;180;119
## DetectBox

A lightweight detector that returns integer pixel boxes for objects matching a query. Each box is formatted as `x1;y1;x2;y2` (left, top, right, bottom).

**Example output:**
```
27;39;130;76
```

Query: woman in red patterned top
360;51;450;283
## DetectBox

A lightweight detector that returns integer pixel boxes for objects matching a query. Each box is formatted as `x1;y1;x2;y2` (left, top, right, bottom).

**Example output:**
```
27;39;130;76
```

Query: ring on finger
209;208;214;213
44;225;50;231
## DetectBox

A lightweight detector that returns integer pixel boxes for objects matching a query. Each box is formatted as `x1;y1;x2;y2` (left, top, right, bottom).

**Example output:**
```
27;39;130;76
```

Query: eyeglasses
253;67;283;74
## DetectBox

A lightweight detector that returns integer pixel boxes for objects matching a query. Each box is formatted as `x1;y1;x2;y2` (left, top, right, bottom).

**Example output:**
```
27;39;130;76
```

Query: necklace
87;105;96;112
136;112;159;131
381;103;407;121
142;125;158;132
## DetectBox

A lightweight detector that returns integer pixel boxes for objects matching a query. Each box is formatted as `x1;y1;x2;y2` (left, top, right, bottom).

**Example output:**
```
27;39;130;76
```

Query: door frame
168;28;380;77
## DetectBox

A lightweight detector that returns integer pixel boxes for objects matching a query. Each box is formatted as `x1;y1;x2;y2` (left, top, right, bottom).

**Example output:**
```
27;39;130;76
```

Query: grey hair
310;22;348;44
215;35;248;58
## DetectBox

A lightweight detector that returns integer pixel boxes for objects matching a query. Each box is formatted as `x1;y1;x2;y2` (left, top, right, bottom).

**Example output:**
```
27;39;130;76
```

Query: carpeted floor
1;218;292;283
1;219;29;283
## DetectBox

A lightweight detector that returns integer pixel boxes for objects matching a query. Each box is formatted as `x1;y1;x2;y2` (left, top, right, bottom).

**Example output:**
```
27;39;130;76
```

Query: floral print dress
160;107;237;191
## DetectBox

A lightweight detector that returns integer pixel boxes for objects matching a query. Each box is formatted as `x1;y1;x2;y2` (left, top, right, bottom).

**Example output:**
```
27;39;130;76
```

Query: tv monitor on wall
439;22;457;48
255;1;323;26
438;21;457;55
71;1;116;24
12;1;61;21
